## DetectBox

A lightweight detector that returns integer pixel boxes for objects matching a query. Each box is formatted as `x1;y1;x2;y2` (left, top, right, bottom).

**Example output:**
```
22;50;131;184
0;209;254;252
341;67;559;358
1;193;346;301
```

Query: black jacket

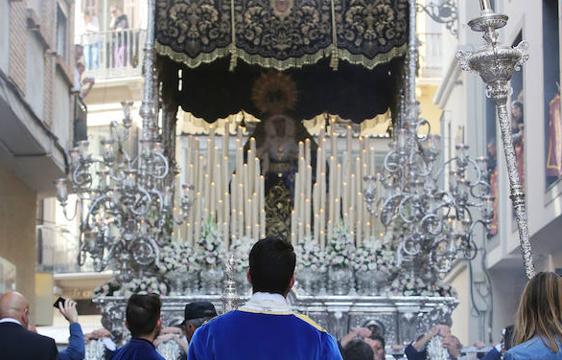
0;321;58;360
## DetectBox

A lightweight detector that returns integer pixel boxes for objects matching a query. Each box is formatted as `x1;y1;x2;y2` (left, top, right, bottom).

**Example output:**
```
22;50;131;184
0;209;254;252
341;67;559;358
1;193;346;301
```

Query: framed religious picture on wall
544;0;562;188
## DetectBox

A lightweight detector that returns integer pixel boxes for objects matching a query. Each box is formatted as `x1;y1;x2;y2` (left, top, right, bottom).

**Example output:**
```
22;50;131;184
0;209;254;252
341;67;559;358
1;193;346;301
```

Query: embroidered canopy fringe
157;42;407;71
155;0;408;71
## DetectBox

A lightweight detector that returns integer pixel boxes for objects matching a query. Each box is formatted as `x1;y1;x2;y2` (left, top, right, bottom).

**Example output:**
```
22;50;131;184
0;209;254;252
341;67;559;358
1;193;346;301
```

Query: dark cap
181;302;217;325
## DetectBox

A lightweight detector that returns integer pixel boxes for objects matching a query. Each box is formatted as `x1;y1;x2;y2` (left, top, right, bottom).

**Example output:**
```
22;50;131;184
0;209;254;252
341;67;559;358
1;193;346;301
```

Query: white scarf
239;292;292;314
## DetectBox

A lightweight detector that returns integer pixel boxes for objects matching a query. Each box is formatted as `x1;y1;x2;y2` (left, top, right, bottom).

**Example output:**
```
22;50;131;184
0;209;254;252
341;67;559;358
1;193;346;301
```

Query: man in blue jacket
57;298;85;360
112;294;165;360
188;237;343;360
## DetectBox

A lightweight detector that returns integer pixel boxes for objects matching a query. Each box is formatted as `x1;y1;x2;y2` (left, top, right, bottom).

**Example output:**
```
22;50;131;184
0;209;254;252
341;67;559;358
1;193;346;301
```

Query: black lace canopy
156;0;408;123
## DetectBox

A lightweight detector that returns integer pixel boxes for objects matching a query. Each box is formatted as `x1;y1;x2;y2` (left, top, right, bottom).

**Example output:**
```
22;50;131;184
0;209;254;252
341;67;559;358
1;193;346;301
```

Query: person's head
511;101;524;123
363;319;385;339
76;62;86;76
0;291;30;328
343;339;375;360
84;10;91;21
110;5;122;17
248;237;296;296
75;44;84;60
365;335;385;360
514;272;562;352
181;302;217;341
125;294;162;340
442;334;462;358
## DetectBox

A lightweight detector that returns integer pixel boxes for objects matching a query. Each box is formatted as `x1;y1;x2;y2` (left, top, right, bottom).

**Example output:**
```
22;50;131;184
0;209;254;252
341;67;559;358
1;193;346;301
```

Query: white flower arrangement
297;238;327;273
352;239;397;273
196;220;224;267
156;241;198;274
229;236;254;273
390;272;456;297
120;275;168;297
325;225;355;267
390;272;429;296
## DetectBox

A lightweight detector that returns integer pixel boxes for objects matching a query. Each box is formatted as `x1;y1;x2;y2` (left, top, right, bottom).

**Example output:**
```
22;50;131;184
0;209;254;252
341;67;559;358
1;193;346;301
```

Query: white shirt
239;292;292;314
0;318;22;326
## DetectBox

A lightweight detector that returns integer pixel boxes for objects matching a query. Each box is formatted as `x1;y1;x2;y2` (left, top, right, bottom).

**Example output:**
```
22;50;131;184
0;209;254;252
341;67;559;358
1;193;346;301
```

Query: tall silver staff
457;0;535;279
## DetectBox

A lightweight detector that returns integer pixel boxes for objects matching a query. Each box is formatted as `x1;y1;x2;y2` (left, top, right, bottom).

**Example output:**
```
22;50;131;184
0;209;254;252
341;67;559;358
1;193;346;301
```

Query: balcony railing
418;32;443;81
80;29;146;81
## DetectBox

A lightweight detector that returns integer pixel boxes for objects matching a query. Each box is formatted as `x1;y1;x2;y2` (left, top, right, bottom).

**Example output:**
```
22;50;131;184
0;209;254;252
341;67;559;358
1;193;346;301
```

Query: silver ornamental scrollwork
55;0;194;288
457;4;535;279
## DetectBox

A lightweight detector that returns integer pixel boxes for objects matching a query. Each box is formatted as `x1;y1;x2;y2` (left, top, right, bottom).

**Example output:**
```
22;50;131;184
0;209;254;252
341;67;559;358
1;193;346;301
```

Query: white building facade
437;0;562;346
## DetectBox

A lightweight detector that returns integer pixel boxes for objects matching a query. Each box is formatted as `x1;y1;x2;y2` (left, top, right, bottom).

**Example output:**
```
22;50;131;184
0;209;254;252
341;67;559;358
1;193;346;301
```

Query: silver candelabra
363;0;494;277
457;0;535;279
55;0;193;277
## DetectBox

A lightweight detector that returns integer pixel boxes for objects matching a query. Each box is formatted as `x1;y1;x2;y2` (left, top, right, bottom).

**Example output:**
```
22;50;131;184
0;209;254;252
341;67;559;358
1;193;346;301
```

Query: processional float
56;0;534;356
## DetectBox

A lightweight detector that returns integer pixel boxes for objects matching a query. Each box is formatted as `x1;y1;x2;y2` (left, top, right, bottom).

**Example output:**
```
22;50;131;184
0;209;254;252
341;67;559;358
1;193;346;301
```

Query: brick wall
8;0;27;94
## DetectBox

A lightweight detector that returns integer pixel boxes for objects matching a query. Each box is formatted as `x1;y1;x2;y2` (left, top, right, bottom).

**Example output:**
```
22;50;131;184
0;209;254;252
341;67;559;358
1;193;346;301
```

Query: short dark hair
126;294;161;337
343;339;374;360
249;238;296;295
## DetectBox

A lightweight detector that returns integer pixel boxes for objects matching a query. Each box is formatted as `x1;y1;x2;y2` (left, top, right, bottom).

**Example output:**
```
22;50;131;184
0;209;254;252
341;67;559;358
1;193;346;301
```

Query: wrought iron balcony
80;29;146;82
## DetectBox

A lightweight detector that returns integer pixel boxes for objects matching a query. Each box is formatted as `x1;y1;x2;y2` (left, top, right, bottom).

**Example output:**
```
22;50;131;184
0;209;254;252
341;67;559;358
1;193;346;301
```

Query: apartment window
56;3;68;60
0;0;8;73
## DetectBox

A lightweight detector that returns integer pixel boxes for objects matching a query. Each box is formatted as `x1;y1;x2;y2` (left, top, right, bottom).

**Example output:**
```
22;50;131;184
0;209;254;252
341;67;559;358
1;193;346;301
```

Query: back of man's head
249;238;296;295
126;294;161;338
343;339;375;360
0;291;29;327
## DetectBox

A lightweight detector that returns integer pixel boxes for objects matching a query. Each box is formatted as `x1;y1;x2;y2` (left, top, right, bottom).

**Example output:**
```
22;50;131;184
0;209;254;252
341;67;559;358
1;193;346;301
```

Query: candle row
292;121;379;248
179;122;265;248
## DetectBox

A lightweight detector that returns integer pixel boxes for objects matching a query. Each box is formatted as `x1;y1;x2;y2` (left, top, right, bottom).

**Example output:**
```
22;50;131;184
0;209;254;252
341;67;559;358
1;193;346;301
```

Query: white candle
346;126;352;154
305;138;311;166
224;192;230;247
319;208;325;249
350;174;356;244
231;174;238;238
238;183;244;237
246;197;252;238
248;146;255;193
290;209;296;245
330;117;336;158
259;176;266;238
243;163;250;209
223;120;230;159
356;192;363;244
209;181;216;221
251;192;257;239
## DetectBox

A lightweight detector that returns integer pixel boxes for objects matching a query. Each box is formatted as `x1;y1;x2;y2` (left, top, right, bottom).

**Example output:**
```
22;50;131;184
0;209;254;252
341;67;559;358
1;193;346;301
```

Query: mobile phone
53;297;66;309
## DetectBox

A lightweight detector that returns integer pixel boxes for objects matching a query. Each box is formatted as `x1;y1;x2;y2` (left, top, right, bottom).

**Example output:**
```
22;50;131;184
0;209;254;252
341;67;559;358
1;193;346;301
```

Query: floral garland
325;225;355;267
156;241;198;274
297;237;326;273
196;220;224;267
352;239;397;273
120;275;168;297
93;276;168;298
390;272;457;297
229;237;254;273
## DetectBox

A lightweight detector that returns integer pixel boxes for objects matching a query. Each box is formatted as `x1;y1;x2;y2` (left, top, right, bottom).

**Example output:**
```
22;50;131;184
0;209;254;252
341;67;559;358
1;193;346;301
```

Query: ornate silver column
139;0;157;144
457;4;535;279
